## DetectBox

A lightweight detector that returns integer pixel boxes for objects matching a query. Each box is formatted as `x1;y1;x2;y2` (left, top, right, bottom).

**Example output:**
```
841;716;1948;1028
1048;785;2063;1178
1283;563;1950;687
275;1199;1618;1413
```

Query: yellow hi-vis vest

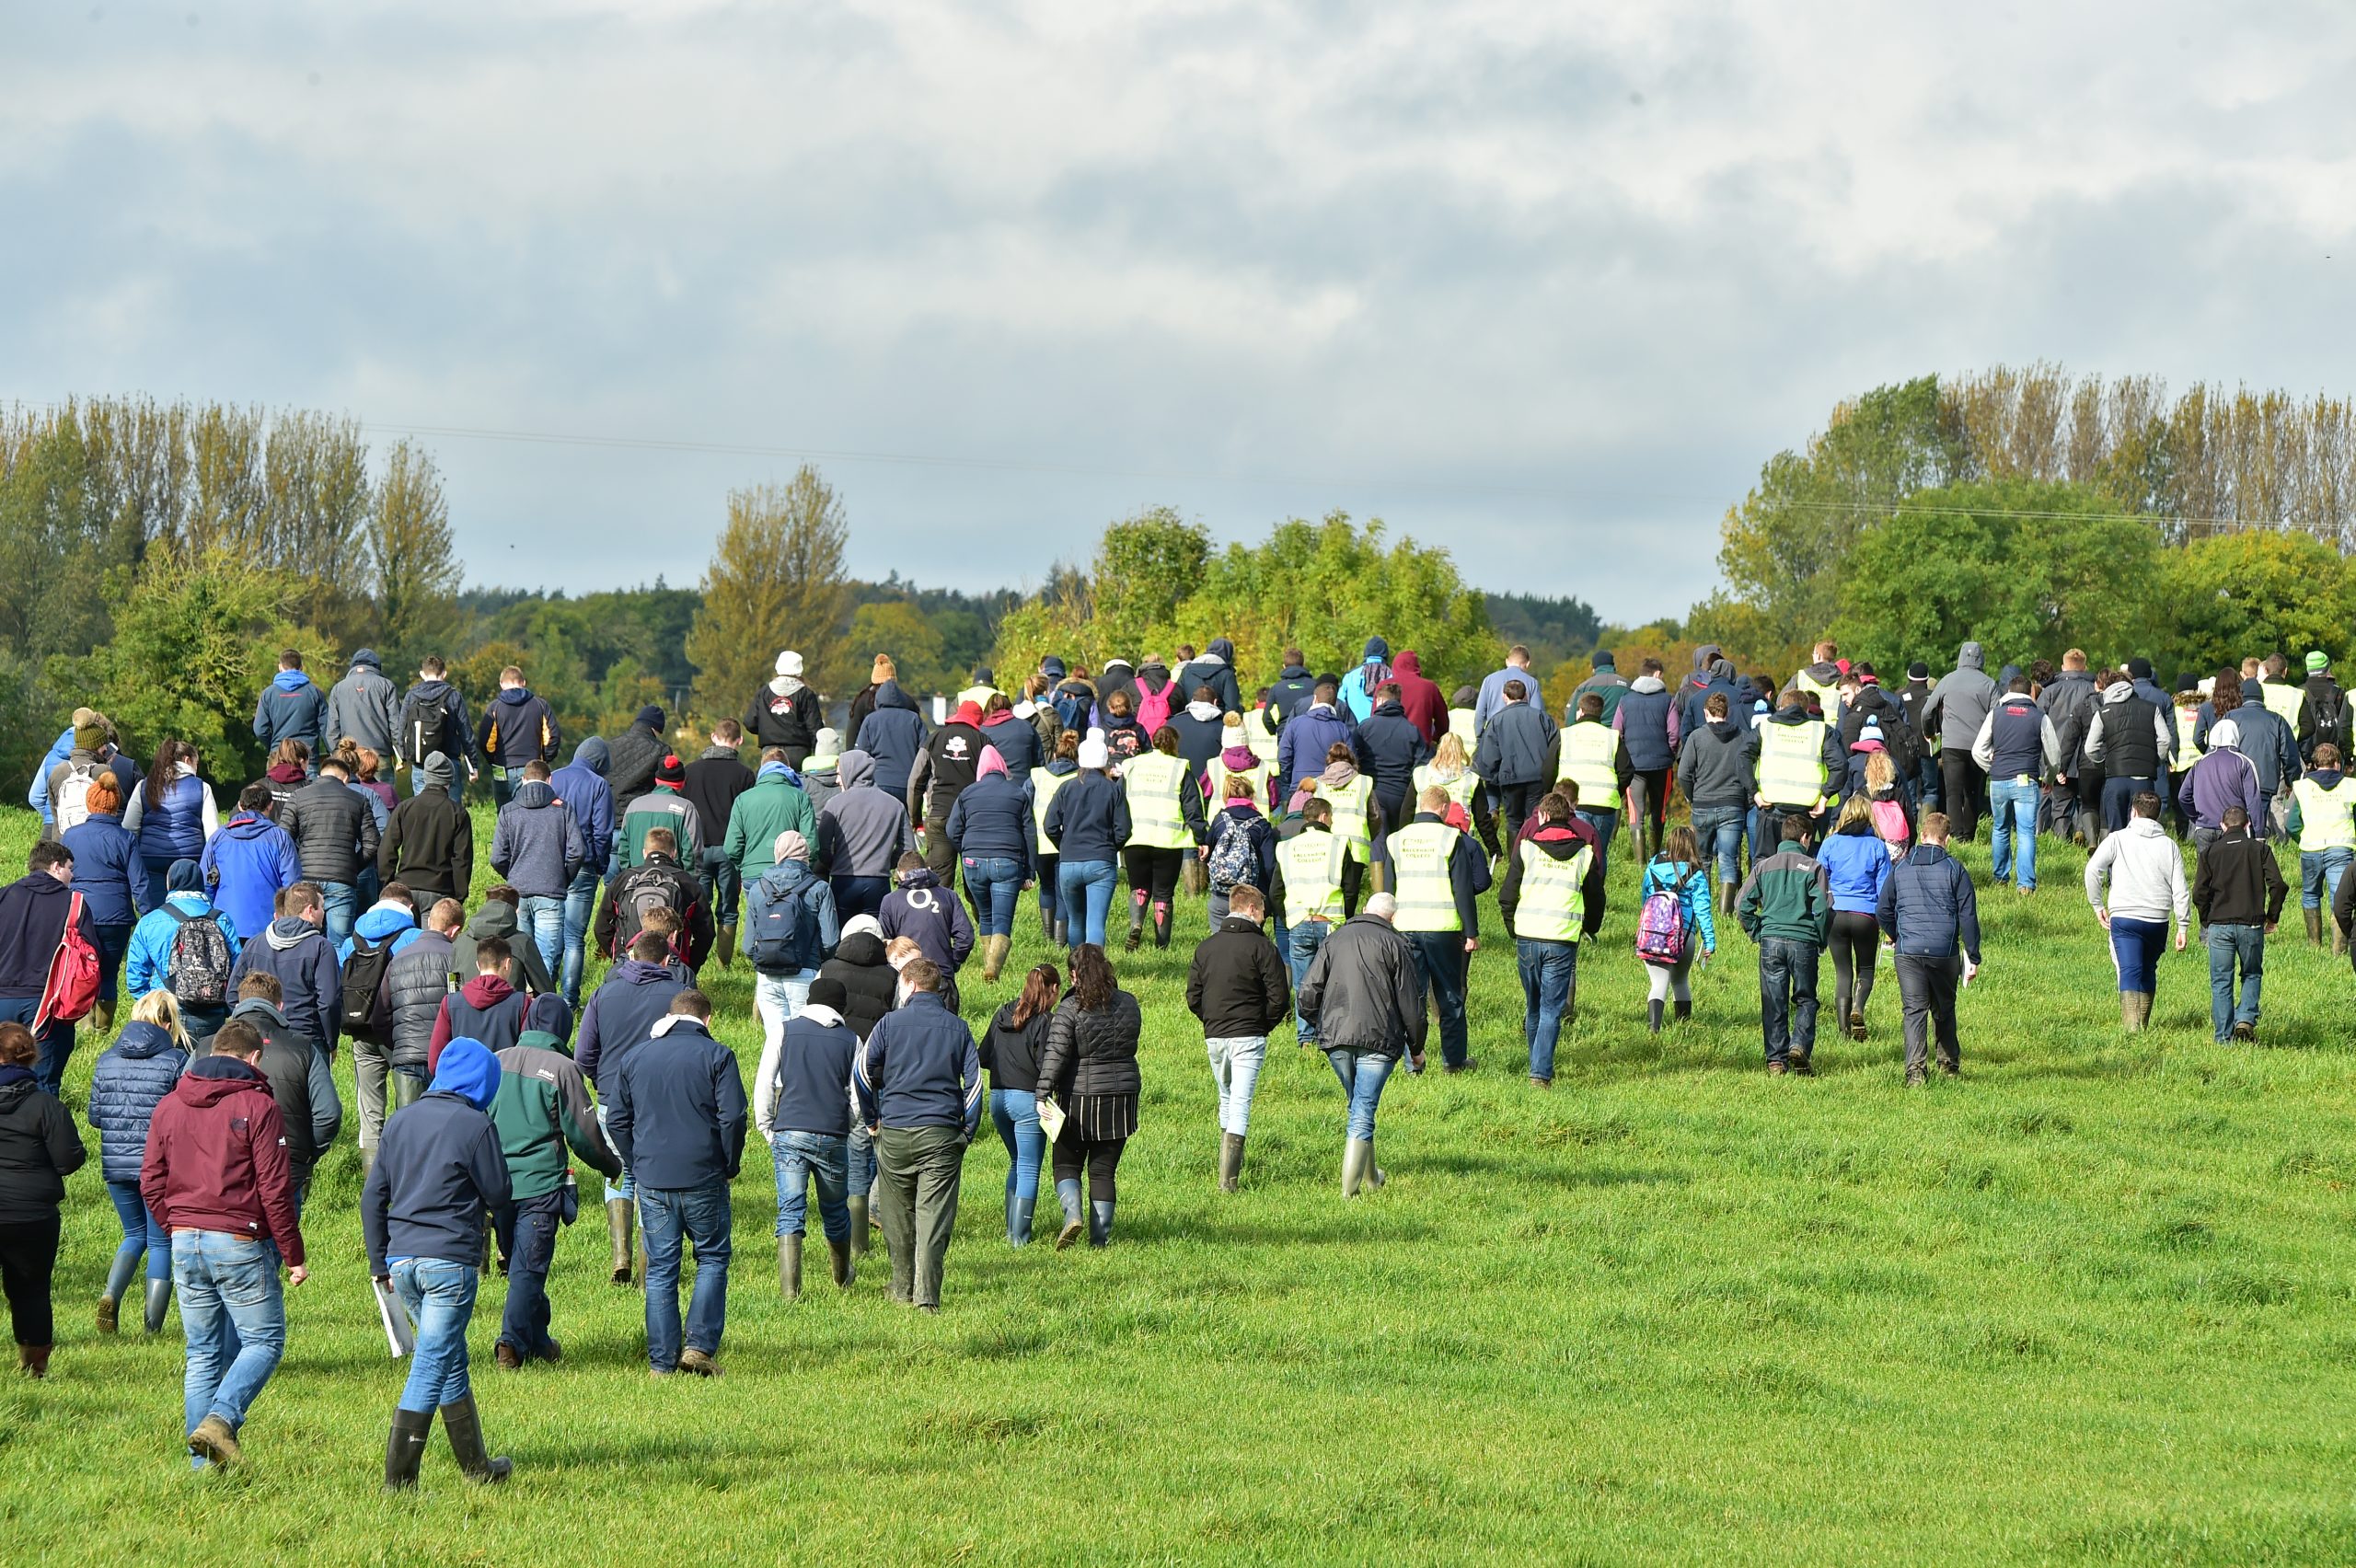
2294;776;2356;851
2261;678;2305;730
1389;821;1463;933
1030;767;1073;856
1559;721;1620;809
1323;775;1375;863
1242;708;1280;767
1121;753;1192;849
1414;764;1479;816
2175;704;2203;764
957;684;1002;711
1794;667;1839;709
1221;758;1274;817
1514;837;1594;943
1759;717;1831;808
1448;707;1476;748
1276;829;1345;923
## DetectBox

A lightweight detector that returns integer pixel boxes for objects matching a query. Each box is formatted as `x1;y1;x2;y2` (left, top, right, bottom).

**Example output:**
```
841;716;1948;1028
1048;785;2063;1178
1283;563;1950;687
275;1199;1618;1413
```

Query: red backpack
35;891;99;1030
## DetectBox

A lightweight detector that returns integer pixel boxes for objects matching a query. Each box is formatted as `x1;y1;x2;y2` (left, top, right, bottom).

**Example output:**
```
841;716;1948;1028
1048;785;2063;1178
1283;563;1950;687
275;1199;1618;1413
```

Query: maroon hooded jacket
1392;651;1449;747
140;1056;306;1267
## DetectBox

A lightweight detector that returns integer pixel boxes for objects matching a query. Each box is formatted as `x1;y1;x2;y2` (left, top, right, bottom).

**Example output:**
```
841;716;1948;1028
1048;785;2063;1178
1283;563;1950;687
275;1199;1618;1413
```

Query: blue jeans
1057;859;1118;947
0;997;72;1097
989;1090;1045;1204
640;1182;732;1371
1757;937;1819;1066
695;846;742;929
2301;847;2352;910
2207;923;2264;1040
516;894;565;985
560;866;601;1009
1517;938;1578;1081
391;1255;480;1412
832;875;889;922
962;854;1024;938
1691;806;1746;885
173;1230;284;1459
107;1178;171;1287
494;1191;563;1360
318;879;359;949
1288;922;1329;1043
2109;916;2166;993
1405;930;1469;1066
847;1124;877;1204
1575;807;1618;866
1989;778;2040;889
1325;1049;1396;1140
1205;1036;1268;1136
772;1131;850;1241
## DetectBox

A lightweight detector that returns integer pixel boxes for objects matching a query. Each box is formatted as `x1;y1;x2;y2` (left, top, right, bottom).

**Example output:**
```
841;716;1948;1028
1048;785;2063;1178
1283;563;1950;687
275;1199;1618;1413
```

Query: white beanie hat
776;651;804;677
1077;737;1109;770
2208;718;2241;750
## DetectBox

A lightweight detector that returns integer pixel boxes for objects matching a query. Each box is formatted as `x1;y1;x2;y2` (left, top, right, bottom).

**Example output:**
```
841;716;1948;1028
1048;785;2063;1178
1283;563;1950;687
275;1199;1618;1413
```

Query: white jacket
2083;817;2191;930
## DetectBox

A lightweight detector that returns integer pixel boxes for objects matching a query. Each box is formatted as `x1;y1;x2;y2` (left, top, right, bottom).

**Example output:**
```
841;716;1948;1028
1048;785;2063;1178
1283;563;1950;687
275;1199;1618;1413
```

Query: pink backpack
1135;683;1173;736
1871;798;1911;848
1634;863;1695;966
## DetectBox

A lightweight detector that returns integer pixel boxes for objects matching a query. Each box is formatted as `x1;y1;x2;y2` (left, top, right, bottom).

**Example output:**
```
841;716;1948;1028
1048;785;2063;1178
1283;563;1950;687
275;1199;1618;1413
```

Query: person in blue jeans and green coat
1735;814;1832;1075
364;1035;513;1490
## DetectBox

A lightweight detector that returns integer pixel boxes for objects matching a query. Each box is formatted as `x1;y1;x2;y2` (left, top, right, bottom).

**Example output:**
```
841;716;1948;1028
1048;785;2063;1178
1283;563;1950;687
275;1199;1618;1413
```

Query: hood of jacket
1361;635;1390;662
222;814;281;843
874;680;918;713
1392;650;1424;678
1207;637;1237;664
1692;644;1724;671
230;997;288;1030
1629;674;1668;695
756;859;820;900
569;736;610;775
267;761;307;785
467;904;519;941
1802;660;1840;686
513;778;557;810
895;866;944;893
265;916;321;952
430;1036;501;1110
1185;699;1223;721
1705;716;1745;742
459;973;517;1009
496;686;536;709
976;748;1010;780
2101;680;2143;706
1525;822;1586;861
354;904;417;943
768;673;807;698
1958;641;1986;672
272;669;314;693
112;1020;180;1060
350;648;382;671
838;750;876;790
835;929;889;967
173;1055;266;1107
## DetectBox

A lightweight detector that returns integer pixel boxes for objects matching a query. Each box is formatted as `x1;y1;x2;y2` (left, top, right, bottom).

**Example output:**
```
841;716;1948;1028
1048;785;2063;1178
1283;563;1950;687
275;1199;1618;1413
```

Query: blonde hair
1431;732;1469;778
1864;751;1896;792
132;989;190;1046
1837;791;1875;832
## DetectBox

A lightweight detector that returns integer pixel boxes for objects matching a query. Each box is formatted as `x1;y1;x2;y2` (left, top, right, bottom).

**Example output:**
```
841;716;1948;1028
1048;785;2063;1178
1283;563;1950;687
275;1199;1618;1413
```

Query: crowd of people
1;633;2344;1483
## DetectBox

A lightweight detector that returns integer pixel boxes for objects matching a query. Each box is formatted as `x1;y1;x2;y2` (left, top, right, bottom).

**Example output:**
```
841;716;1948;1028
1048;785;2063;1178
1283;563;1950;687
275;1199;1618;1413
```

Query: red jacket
1392;652;1449;747
140;1057;305;1267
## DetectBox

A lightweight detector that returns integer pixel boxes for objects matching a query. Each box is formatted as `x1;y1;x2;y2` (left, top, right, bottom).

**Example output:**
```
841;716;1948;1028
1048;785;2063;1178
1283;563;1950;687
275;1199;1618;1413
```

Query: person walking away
909;700;987;883
1637;825;1716;1035
745;829;840;1046
489;761;583;984
978;692;1044;779
2038;651;2102;846
596;827;715;976
1271;798;1346;1047
0;841;100;1097
2301;651;2350;765
1043;738;1129;949
817;914;896;1255
854;960;980;1309
1337;640;1392;724
123;741;218;912
378;750;472;910
140;1015;306;1468
814;751;918;923
1384;649;1448;745
1186;886;1289;1190
0;1020;87;1377
1753;687;1841;861
1276;680;1361;804
1818;794;1893;1043
328;649;399;766
2290;743;2356;951
1896;662;1942;811
881;852;976;1009
42;715;141;841
252;650;328;764
1174;637;1246;716
846;653;895;753
87;992;191;1334
601;705;671;828
977;964;1057;1243
228;882;341;1057
224;972;342;1208
1414;731;1489;859
1791;641;1842;713
1310;741;1380;916
1559;692;1634;864
2258;652;2315;759
277;755;380;948
2082;669;2170;836
1679;692;1757;910
60;772;146;1034
1168;686;1232;805
2085;791;2191;1031
487;1002;618;1366
684;723;757;961
1615;659;1679;858
1388;785;1491;1073
1736;815;1832;1075
204;784;302;942
1204;771;1277;928
1570;651;1631;726
430;939;530;1067
257;737;309;816
453;885;557;996
616;754;704;872
366;897;461;1174
1473;644;1537;735
1877;813;1981;1084
2177;719;2269;855
364;1036;513;1488
751;974;861;1296
1357;683;1430;870
394;658;474;798
574;928;687;1284
1037;945;1143;1246
546;740;613;1007
1119;727;1208;948
857;680;930;807
1265;648;1319;730
2190;805;2286;1043
608;990;746;1373
1028;732;1081;944
1504;793;1600;1084
1971;676;2062;894
1920;643;1997;840
745;650;824;768
2197;671;2301;841
1297;894;1424;1194
802;729;846;815
943;746;1033;979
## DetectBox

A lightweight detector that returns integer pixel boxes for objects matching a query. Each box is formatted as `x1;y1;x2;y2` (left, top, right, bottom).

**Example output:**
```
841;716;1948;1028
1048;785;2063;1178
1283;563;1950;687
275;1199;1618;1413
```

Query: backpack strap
163;905;191;926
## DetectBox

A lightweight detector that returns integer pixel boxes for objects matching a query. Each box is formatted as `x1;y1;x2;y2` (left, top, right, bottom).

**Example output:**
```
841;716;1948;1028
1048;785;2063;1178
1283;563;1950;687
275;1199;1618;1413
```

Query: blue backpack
745;877;813;974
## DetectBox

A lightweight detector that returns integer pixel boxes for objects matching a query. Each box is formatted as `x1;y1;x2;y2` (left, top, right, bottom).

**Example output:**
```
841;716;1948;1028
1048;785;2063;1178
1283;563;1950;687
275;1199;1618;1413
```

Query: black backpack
609;865;693;963
162;906;234;1007
340;929;395;1037
397;690;445;767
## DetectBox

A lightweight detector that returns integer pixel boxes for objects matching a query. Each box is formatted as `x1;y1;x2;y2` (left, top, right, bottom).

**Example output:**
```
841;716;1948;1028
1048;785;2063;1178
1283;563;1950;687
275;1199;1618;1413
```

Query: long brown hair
2212;670;2242;721
145;739;196;813
1012;963;1061;1028
1069;944;1118;1010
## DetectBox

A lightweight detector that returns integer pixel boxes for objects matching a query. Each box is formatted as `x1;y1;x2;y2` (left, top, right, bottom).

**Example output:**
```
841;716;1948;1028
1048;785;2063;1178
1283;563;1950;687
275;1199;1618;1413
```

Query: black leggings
1052;1135;1127;1202
1829;911;1880;1024
1123;847;1184;945
0;1216;61;1348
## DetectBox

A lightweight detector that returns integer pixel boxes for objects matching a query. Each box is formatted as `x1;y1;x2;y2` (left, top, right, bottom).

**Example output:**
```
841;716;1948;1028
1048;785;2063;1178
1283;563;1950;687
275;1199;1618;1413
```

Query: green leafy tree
831;600;949;697
2150;530;2356;677
368;440;460;671
685;467;850;721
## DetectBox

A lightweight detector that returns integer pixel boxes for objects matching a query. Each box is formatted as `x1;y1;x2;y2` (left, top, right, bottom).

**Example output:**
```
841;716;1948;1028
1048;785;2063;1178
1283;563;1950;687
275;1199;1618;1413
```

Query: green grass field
6;799;2356;1565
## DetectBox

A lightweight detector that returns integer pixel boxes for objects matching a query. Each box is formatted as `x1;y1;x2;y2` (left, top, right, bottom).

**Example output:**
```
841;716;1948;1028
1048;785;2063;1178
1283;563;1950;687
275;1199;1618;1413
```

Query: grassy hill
5;801;2353;1563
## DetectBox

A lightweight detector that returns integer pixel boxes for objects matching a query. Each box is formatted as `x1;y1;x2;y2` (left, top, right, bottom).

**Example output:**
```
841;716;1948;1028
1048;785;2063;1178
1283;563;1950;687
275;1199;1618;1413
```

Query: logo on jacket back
944;738;970;760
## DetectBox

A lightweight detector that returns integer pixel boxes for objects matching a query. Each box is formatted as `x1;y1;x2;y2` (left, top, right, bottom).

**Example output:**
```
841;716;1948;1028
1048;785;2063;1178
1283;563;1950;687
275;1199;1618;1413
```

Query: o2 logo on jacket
907;889;939;912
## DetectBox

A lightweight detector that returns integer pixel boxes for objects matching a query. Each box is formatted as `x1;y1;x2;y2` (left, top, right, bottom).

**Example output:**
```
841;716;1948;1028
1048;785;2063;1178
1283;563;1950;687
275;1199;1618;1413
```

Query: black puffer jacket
278;776;381;885
386;930;456;1072
817;930;898;1041
1037;990;1143;1099
1297;914;1426;1059
0;1066;87;1217
604;721;669;820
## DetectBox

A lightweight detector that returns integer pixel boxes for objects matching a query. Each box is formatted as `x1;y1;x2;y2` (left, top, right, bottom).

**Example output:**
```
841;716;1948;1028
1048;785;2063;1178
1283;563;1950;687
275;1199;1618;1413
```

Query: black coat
0;1068;87;1218
1038;991;1143;1099
1297;914;1426;1059
1186;918;1292;1038
745;683;824;754
278;777;381;886
604;722;669;820
978;1002;1051;1093
818;931;898;1041
378;787;473;902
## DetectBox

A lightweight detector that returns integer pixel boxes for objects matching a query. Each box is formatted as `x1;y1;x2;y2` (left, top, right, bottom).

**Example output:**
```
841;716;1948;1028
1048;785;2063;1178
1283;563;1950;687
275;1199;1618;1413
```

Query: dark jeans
0;997;72;1099
1629;767;1670;849
1467;781;1502;859
1756;937;1820;1066
695;847;743;930
1940;752;1987;842
1517;938;1577;1081
2206;923;2264;1040
0;1215;61;1347
1896;953;1962;1073
1404;930;1470;1066
1496;781;1544;852
876;1125;966;1310
641;1181;732;1371
1691;804;1747;884
494;1188;566;1360
2102;776;2155;833
832;875;890;922
1288;921;1330;1043
94;921;133;1005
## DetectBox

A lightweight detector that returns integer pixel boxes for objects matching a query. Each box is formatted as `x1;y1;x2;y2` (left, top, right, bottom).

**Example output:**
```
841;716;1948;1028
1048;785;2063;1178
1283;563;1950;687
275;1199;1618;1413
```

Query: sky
6;1;2355;624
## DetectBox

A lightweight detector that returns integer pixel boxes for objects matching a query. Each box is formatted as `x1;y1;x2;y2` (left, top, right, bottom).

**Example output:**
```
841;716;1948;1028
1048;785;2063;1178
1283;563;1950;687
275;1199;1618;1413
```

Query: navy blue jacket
769;1014;860;1136
1356;701;1430;812
575;959;687;1089
853;991;982;1136
62;812;148;929
87;1021;189;1182
976;714;1043;778
1615;682;1676;772
362;1081;510;1272
550;737;616;868
476;686;562;769
1876;843;1981;963
854;681;929;801
944;772;1034;862
1472;701;1559;789
1276;705;1363;794
741;860;839;974
1042;770;1130;863
880;870;976;974
0;873;98;998
607;1018;748;1189
229;917;343;1053
253;672;329;752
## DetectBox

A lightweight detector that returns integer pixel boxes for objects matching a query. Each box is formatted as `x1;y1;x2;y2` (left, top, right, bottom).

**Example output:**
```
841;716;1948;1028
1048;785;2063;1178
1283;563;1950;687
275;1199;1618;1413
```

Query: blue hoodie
338;901;423;966
228;915;343;1053
126;877;244;1000
1816;824;1894;915
253;668;329;752
361;1035;509;1273
1338;636;1392;723
550;736;616;869
202;812;303;939
856;680;929;801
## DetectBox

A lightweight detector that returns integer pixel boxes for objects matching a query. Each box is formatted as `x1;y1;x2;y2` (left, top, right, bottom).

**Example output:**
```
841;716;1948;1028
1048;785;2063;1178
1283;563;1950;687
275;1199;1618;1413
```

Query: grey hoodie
1921;641;1997;753
814;750;918;879
327;651;399;759
489;778;586;897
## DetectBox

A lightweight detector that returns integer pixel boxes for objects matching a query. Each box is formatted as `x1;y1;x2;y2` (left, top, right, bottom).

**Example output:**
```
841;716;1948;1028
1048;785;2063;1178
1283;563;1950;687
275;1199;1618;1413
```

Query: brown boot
828;1236;855;1288
2304;908;2323;948
1218;1132;1245;1193
606;1198;634;1286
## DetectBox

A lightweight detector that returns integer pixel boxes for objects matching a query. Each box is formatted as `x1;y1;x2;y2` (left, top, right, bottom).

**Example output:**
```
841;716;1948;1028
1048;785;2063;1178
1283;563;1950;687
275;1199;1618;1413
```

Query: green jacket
617;785;703;871
491;1034;621;1200
1735;847;1831;947
723;774;817;880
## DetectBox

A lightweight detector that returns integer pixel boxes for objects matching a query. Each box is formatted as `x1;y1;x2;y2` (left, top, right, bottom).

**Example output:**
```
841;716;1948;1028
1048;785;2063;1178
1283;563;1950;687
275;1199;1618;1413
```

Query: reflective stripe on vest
1276;830;1345;923
1243;708;1279;767
1324;775;1375;862
1514;837;1592;943
1759;718;1831;807
1121;754;1191;849
1389;822;1463;932
1030;767;1073;855
1226;760;1275;817
1559;721;1619;807
2175;706;2203;762
1414;764;1478;814
2295;777;2356;851
2261;679;2304;729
